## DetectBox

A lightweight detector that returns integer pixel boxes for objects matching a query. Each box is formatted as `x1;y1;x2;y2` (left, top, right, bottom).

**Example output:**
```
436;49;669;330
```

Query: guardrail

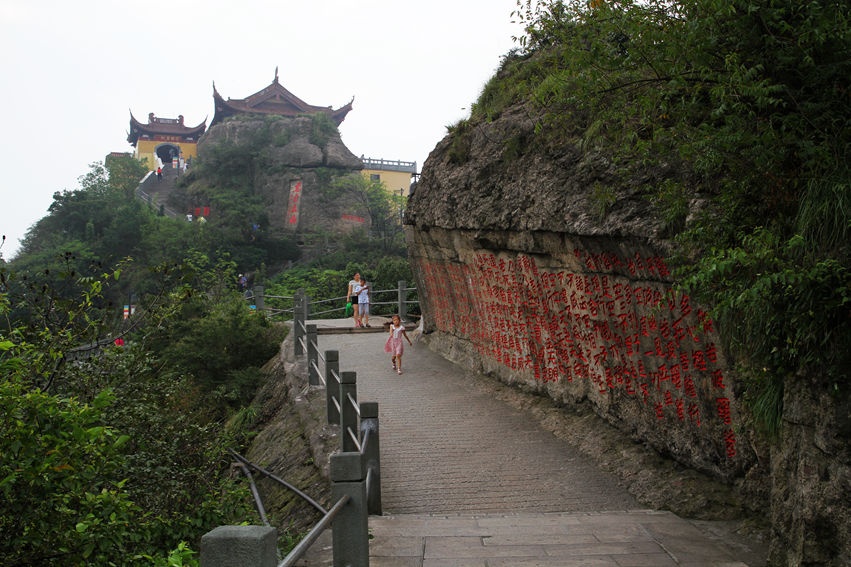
201;292;384;567
252;281;418;322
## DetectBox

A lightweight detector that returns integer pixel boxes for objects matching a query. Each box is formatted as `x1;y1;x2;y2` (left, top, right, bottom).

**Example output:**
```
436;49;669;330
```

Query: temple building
360;157;418;197
211;68;353;127
127;112;206;169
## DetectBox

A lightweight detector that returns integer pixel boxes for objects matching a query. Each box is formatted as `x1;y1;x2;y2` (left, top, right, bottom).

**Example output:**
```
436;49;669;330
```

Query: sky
0;0;525;259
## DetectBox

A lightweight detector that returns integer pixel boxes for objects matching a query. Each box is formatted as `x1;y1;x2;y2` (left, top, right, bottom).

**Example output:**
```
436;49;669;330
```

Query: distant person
347;272;362;328
356;279;371;328
238;274;247;291
387;314;412;375
157;167;163;181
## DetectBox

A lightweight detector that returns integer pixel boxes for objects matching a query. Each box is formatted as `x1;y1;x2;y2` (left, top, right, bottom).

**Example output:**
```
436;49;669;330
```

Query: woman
346;272;362;328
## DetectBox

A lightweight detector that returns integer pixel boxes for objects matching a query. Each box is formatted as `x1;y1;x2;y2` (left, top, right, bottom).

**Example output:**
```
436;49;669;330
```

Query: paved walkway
298;318;768;566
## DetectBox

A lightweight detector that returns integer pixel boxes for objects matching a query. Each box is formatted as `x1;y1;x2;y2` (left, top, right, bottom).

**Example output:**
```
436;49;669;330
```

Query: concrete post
307;324;319;386
302;292;311;320
340;371;358;453
397;280;407;321
325;350;340;424
330;452;369;567
200;525;277;567
360;401;382;515
293;290;305;356
253;285;264;311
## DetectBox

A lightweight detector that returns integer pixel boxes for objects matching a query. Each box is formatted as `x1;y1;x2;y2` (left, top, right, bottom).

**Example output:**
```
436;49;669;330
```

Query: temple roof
127;112;207;146
211;68;353;127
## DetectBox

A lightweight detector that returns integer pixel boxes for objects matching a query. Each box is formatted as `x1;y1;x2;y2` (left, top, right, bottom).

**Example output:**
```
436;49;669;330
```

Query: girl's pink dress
388;323;405;355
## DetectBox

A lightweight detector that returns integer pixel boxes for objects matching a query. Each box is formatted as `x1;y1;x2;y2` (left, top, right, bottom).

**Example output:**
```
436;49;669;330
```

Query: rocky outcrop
770;376;851;565
245;331;335;534
408;104;753;478
201;115;362;170
407;106;676;248
406;103;849;564
197;115;369;240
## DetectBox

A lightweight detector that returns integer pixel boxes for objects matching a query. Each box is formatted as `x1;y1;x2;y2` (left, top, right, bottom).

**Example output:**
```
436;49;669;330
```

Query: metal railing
361;157;418;174
134;181;182;219
286;292;381;565
202;291;384;567
254;281;418;323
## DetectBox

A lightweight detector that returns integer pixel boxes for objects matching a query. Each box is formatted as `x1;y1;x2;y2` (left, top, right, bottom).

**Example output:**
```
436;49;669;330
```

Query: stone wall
406;225;758;483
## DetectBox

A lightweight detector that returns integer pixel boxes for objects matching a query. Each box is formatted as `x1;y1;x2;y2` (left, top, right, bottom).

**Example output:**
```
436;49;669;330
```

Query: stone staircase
134;164;184;219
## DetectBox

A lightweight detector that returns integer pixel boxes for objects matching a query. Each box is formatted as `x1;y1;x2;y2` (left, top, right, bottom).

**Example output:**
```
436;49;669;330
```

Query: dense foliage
0;267;279;565
0;104;413;562
488;0;850;433
0;158;294;564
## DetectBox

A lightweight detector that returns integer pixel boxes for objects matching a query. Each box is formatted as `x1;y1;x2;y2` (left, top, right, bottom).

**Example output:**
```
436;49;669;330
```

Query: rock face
198;115;368;240
245;332;336;535
405;104;849;564
407;105;754;481
771;376;851;565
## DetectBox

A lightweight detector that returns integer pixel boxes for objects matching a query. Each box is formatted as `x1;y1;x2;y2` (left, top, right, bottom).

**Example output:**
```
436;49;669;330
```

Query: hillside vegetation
0;124;411;562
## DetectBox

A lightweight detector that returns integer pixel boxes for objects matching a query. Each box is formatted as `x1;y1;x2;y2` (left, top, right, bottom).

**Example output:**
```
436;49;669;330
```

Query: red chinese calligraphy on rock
419;250;738;460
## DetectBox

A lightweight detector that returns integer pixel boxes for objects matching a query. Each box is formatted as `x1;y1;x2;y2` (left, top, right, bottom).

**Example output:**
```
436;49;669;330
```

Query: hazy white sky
0;0;524;258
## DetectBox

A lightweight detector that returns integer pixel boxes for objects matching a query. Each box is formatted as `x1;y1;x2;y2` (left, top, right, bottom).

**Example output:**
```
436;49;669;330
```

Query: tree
332;173;406;249
1;257;263;565
0;381;140;566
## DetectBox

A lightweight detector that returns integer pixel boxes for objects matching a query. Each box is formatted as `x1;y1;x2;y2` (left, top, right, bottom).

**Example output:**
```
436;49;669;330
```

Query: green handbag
345;301;353;316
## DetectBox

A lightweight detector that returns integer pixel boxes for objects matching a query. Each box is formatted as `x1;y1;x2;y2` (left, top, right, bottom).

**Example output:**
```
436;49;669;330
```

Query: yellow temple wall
134;140;199;170
361;169;413;197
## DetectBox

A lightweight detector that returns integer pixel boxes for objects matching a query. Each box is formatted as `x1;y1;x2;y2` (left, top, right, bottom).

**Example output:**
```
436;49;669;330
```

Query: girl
387;314;413;375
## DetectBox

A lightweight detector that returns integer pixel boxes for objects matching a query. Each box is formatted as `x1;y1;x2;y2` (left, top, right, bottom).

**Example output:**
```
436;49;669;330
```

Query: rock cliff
406;101;849;564
407;102;754;481
194;115;369;245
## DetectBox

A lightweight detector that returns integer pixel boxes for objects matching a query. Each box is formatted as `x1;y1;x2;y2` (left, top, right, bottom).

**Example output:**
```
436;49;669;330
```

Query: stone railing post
325;350;340;424
360;401;382;516
200;525;277;567
340;371;358;453
253;285;264;311
330;452;369;567
307;324;319;386
397;280;407;321
301;292;311;319
293;289;306;356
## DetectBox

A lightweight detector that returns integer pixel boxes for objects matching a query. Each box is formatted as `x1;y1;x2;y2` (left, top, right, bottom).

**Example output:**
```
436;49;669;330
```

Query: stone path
297;320;767;566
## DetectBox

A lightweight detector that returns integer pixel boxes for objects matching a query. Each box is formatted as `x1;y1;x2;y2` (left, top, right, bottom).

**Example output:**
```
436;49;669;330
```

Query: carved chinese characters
418;247;738;463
